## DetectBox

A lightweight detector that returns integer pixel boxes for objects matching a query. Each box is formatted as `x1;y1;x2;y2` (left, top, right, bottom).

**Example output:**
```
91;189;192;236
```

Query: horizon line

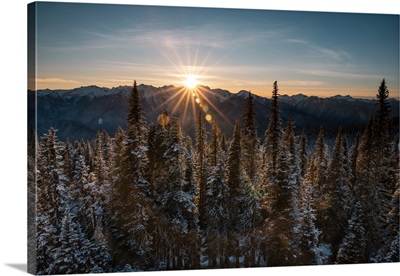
29;83;400;101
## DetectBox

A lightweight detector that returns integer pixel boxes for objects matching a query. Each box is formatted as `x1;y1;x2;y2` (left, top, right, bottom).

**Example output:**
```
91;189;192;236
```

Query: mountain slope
28;84;399;141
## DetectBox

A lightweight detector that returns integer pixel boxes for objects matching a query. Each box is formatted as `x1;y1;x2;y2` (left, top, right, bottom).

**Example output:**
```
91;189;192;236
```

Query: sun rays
183;74;199;89
140;30;234;130
149;78;233;131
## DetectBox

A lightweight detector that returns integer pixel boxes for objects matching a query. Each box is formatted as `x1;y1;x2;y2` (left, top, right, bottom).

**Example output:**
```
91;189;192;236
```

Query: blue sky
33;2;399;98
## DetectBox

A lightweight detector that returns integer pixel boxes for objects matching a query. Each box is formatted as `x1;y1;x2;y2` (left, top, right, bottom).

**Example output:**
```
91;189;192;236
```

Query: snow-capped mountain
28;84;399;141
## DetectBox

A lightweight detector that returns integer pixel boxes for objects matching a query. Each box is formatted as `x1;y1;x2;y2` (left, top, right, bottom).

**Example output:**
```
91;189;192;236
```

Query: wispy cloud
284;80;326;86
36;78;79;84
286;38;351;62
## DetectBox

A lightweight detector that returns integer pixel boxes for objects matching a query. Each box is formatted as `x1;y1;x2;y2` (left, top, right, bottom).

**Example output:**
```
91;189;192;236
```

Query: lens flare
157;113;170;127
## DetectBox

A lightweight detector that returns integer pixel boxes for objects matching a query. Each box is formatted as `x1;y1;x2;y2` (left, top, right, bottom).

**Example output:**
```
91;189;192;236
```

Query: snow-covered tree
296;159;322;265
323;128;352;260
262;82;282;205
49;208;111;274
355;118;385;260
242;91;259;183
336;200;368;264
312;126;329;239
298;128;308;178
205;119;230;268
36;128;69;274
195;111;208;230
349;132;360;189
107;81;154;268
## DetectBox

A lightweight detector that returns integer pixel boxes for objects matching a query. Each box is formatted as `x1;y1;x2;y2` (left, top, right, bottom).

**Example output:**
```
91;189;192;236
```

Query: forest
28;79;399;274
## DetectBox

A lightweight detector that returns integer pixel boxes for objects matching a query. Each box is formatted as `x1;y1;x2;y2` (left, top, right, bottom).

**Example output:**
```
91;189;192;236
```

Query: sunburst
183;74;199;89
146;36;232;129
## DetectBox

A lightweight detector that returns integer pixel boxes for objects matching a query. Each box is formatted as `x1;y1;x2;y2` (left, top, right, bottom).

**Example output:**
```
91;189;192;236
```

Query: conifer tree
263;81;282;184
312;126;329;235
261;82;299;266
372;81;394;258
36;128;69;274
296;158;322;265
148;121;169;201
242;91;259;182
49;208;112;274
93;131;108;187
127;80;145;137
261;81;283;218
349;132;360;189
323;128;352;260
298;128;308;178
226;120;244;267
28;128;38;273
205;119;230;268
336;200;368;264
107;81;153;268
355;119;382;260
209;119;219;167
266;117;298;266
195;111;208;230
378;135;399;262
383;186;399;262
373;79;391;140
160;118;200;269
282;117;302;258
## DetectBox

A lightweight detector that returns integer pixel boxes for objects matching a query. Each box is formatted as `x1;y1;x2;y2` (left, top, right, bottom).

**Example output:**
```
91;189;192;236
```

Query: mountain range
28;84;399;142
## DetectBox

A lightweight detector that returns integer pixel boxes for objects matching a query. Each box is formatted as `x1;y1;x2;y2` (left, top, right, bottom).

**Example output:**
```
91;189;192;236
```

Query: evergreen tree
383;186;399;262
355;119;382;260
261;82;299;266
336;200;368;264
373;78;391;139
226;120;245;267
323;128;352;260
266;117;298;266
107;81;153;268
49;208;112;274
282;117;302;259
349;132;360;189
204;119;230;268
205;162;230;268
28;128;38;273
159;118;200;269
36;128;69;274
148;121;169;201
209;119;219;167
312;126;329;237
298;128;308;178
263;81;282;185
91;132;107;208
242;91;259;182
296;158;322;265
127;80;145;137
195;111;208;230
261;81;283;219
378;135;399;262
371;79;393;252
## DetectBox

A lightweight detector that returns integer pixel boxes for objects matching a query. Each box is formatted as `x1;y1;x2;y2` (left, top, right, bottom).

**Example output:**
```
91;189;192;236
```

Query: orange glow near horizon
32;77;399;100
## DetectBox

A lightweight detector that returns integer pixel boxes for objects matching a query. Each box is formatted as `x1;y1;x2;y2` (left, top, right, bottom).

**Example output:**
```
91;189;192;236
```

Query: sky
30;2;399;98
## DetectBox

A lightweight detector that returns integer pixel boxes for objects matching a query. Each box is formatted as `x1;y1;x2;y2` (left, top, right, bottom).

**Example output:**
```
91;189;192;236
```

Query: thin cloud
286;38;351;62
36;78;79;84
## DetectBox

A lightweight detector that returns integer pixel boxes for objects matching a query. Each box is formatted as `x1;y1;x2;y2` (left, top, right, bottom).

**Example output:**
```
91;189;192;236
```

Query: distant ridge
29;84;399;141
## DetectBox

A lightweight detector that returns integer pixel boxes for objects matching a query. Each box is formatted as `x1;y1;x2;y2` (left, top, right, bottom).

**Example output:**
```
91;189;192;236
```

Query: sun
183;75;199;89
